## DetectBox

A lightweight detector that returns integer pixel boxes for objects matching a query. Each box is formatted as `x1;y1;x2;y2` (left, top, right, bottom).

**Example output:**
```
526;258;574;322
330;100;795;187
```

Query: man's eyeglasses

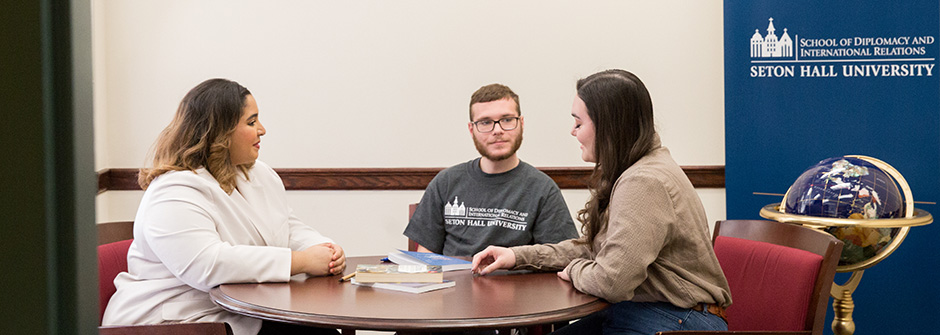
472;117;520;133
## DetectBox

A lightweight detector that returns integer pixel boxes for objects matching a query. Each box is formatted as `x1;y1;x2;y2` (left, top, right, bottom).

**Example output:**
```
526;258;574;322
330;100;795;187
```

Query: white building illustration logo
751;17;793;58
444;196;466;216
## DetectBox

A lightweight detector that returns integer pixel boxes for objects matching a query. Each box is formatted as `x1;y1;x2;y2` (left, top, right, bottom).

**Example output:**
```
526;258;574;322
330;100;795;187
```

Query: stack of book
351;264;454;294
354;264;443;283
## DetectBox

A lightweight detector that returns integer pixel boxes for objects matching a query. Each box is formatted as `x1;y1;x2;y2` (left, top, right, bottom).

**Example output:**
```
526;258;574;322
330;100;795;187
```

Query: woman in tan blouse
471;69;731;335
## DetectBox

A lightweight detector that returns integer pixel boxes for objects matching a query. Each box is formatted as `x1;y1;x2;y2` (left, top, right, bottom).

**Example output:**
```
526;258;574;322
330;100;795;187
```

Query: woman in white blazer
102;78;344;335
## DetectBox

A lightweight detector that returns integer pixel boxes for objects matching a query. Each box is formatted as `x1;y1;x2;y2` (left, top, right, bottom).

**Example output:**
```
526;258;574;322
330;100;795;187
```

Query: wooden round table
210;256;608;332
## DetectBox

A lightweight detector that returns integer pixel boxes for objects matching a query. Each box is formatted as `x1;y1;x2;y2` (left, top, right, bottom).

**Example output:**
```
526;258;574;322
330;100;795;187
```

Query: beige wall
93;0;726;257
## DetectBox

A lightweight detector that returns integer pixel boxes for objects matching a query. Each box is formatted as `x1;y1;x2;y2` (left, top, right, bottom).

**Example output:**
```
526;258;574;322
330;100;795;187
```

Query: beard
473;132;523;162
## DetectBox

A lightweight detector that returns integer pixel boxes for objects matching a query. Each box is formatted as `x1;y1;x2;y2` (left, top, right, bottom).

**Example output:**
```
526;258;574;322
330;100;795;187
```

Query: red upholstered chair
657;220;843;335
98;238;133;323
96;221;233;335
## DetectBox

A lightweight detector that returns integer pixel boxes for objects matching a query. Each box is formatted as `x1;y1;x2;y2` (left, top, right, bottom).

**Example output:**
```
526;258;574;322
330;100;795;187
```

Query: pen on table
338;272;356;282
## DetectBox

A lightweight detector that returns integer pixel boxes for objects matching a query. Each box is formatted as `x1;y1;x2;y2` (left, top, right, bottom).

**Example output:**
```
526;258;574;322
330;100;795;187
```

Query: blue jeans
552;301;727;335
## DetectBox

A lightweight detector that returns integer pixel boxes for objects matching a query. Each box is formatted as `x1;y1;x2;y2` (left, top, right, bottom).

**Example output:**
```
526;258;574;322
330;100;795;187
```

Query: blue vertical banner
724;1;939;334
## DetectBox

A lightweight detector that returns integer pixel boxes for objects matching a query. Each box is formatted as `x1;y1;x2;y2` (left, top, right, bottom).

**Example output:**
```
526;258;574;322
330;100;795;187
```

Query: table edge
210;285;608;331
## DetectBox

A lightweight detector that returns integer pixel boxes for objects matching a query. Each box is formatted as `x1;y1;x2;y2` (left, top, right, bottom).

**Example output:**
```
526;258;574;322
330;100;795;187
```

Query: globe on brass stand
758;155;932;335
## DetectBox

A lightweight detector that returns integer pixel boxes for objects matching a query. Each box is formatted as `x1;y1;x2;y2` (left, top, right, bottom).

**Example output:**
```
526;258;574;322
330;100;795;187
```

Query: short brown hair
469;83;520;120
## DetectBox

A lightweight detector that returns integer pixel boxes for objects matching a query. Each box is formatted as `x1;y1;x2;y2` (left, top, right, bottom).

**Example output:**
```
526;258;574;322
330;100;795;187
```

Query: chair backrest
713;220;842;335
98;220;134;245
97;221;135;324
407;203;419;251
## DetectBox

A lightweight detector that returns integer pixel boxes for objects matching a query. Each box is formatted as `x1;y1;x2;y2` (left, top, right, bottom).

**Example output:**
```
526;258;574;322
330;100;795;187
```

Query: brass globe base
831;271;864;335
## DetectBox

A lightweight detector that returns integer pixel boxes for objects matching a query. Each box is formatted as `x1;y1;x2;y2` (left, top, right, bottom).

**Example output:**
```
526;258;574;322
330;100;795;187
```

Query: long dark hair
139;78;252;194
576;69;657;246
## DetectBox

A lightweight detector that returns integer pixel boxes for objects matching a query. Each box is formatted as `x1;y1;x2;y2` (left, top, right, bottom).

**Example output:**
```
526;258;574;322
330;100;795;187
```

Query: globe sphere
783;156;904;267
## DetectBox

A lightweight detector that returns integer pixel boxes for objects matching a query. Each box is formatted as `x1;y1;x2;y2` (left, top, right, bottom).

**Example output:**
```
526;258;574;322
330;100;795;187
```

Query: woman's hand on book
471;246;516;276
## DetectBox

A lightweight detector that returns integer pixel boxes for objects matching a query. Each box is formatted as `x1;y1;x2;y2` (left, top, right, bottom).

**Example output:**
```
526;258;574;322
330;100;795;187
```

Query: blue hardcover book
387;249;472;271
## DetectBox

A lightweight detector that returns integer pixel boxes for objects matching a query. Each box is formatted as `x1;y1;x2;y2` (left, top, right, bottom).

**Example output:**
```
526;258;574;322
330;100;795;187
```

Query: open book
351;278;455;294
387;249;472;271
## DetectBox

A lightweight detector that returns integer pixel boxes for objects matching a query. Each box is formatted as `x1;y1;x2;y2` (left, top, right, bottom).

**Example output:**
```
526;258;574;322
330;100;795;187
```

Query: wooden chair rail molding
97;166;724;193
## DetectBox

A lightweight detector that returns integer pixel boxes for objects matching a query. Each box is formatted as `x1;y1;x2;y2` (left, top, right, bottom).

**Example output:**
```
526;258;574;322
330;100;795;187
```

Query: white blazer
102;161;333;335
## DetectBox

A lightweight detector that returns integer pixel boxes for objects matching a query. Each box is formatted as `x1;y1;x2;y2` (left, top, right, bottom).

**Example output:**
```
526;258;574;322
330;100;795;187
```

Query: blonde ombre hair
138;78;253;194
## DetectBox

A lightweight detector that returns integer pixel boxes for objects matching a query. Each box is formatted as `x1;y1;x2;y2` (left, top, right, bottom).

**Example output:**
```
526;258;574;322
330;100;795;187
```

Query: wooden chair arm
99;322;233;335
